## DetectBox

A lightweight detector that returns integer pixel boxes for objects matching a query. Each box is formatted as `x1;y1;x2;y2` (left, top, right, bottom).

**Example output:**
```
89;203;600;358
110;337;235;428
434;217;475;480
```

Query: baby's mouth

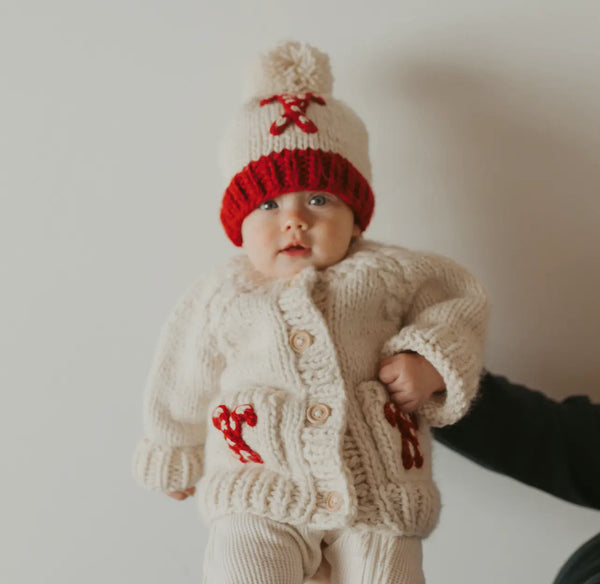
281;243;311;256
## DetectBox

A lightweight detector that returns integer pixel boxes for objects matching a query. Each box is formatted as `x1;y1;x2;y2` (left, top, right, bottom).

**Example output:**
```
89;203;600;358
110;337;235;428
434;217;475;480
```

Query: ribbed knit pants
202;514;425;584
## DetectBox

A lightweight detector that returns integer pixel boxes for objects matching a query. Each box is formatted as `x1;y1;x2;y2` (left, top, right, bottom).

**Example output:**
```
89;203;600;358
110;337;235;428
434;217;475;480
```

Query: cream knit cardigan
133;239;489;537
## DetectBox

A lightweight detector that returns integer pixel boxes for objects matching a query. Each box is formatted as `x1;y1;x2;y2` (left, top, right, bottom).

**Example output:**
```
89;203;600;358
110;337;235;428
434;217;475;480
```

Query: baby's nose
282;215;308;231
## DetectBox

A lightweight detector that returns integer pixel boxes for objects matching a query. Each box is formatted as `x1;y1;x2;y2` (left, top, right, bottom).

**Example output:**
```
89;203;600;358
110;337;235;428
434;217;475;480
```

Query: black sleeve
433;371;600;510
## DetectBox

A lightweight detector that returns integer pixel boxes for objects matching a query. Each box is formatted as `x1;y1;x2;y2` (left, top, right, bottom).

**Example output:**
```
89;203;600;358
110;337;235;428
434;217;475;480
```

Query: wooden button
289;330;312;353
306;403;331;425
325;491;343;511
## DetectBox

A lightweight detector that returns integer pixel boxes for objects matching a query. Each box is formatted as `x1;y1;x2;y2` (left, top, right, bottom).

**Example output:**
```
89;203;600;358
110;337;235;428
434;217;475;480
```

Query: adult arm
433;371;600;510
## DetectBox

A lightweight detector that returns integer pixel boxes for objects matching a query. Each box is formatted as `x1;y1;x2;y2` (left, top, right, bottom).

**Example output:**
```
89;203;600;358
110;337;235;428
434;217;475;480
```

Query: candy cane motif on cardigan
259;93;326;135
211;404;264;464
384;402;424;470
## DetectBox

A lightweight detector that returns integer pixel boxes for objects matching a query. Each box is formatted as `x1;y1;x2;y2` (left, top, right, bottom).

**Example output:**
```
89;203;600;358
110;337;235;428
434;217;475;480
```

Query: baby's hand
166;487;196;501
378;352;445;413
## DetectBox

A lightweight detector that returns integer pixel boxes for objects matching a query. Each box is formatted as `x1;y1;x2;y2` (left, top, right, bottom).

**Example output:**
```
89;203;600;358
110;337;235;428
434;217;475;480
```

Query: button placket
278;275;350;519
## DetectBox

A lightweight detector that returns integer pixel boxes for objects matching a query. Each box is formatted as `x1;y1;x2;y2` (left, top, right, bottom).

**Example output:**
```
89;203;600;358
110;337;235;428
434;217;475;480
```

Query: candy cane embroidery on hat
219;40;375;246
260;93;326;135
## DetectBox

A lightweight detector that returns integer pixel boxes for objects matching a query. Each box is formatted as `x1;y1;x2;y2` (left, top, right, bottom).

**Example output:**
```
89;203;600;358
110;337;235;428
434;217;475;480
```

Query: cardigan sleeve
381;251;490;427
434;371;600;510
132;277;224;493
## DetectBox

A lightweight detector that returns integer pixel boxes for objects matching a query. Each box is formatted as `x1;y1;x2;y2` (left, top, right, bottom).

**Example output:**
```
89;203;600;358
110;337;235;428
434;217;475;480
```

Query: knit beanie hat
219;40;375;246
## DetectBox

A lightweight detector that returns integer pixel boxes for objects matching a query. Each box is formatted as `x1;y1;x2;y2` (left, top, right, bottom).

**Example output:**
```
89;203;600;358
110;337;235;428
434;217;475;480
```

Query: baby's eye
309;194;327;206
259;199;278;210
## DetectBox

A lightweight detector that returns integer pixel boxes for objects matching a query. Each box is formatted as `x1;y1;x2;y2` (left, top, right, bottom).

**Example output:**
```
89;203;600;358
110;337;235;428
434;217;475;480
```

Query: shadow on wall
369;56;600;400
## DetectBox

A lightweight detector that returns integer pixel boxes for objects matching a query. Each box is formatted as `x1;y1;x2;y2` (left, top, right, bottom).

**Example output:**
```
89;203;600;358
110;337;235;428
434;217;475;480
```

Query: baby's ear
352;223;362;238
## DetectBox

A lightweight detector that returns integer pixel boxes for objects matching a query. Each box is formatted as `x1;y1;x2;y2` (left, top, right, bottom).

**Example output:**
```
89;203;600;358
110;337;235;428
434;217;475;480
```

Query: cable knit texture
133;239;489;537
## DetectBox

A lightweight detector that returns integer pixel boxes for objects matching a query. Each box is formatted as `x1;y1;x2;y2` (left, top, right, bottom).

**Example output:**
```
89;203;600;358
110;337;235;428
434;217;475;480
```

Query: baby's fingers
378;362;399;384
167;491;187;500
388;390;420;413
166;487;196;501
395;397;420;413
387;382;421;412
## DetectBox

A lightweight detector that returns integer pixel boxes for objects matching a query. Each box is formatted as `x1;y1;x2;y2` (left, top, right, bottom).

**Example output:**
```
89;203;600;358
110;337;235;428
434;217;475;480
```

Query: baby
133;41;489;584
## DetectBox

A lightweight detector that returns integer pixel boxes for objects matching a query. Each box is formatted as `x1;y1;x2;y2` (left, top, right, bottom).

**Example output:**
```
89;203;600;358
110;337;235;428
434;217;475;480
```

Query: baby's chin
268;260;313;279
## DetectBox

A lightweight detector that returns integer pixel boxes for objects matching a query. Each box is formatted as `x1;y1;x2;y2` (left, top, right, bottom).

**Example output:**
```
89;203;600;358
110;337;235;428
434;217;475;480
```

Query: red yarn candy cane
259;92;326;135
384;402;424;470
211;404;264;464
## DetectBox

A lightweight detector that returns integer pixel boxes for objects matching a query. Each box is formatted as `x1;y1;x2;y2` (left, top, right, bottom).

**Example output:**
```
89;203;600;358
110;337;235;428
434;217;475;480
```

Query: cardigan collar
222;238;384;294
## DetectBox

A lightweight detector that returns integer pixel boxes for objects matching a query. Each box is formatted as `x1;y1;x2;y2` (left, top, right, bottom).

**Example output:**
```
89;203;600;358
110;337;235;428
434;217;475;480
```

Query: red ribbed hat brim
220;148;374;246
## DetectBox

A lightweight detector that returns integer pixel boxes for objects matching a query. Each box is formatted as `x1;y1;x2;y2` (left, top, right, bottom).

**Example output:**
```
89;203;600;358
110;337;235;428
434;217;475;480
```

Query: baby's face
241;191;361;279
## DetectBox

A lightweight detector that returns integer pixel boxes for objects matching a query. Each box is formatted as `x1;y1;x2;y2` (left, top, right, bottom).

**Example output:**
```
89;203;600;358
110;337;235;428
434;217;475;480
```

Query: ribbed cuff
132;438;204;492
382;325;483;427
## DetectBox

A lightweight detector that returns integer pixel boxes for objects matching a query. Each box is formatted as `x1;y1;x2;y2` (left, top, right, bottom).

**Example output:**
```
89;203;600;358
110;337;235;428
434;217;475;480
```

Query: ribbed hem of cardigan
379;481;441;537
196;468;439;537
197;468;318;526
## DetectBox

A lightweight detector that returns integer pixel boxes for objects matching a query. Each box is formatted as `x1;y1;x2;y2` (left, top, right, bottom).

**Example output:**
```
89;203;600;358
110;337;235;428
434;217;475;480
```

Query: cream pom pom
242;40;334;101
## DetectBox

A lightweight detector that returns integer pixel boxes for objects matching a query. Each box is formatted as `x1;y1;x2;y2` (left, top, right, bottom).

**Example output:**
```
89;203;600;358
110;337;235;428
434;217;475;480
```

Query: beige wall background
2;0;599;582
